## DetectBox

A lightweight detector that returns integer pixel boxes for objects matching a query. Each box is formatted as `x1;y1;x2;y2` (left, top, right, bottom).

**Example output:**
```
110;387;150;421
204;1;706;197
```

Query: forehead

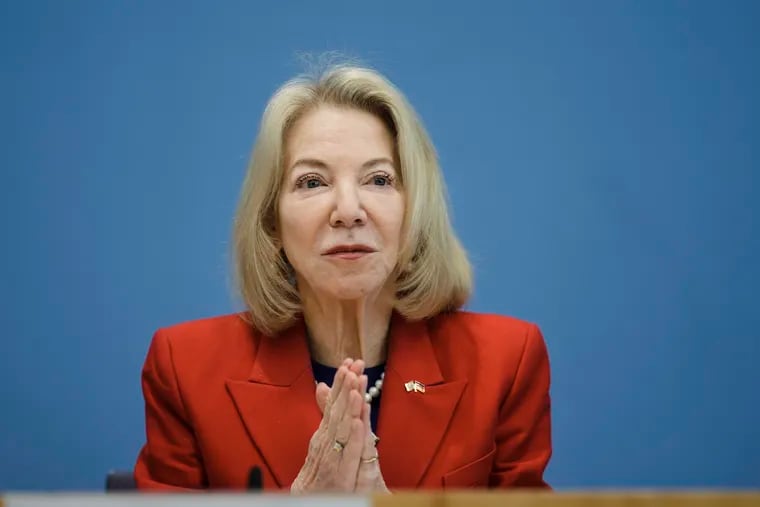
284;106;395;164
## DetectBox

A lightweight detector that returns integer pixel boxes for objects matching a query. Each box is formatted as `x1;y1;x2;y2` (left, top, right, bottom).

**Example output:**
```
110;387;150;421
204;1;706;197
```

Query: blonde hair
233;63;472;335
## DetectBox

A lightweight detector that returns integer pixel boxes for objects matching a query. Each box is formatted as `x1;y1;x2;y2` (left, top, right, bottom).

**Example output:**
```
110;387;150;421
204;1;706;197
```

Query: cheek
278;199;319;245
282;226;313;258
371;192;404;226
384;208;405;248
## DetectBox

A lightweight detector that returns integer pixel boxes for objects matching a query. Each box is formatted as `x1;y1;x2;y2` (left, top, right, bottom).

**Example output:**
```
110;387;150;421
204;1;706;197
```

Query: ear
270;223;280;243
268;203;281;240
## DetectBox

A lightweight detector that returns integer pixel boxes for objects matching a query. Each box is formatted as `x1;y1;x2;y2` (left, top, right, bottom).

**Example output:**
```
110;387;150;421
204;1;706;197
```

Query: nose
329;180;367;228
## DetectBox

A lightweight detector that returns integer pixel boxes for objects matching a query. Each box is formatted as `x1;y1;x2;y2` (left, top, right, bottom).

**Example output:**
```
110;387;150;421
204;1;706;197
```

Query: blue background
1;0;758;491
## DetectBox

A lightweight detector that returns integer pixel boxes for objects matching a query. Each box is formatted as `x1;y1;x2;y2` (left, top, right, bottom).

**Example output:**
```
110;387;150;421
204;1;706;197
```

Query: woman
134;64;551;492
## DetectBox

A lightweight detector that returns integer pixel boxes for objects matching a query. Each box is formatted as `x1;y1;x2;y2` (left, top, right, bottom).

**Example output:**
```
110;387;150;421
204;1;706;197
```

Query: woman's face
278;105;405;301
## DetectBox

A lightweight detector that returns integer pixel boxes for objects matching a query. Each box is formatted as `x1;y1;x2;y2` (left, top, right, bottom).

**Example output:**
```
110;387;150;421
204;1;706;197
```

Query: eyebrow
289;157;395;172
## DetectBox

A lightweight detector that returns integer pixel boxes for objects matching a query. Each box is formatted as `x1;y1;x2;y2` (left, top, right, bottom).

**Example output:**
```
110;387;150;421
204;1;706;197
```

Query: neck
300;286;393;368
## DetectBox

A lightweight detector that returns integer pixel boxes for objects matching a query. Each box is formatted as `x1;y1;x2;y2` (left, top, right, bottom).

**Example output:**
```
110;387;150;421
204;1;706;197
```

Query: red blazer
134;311;552;490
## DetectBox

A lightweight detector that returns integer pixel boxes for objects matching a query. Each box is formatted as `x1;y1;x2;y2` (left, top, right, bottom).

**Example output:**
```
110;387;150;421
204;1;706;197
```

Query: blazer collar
247;318;311;385
377;312;467;488
226;318;320;489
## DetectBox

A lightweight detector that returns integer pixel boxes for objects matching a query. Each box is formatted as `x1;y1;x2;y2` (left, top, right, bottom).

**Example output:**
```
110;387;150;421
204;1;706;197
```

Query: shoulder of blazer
427;310;538;348
155;312;257;347
421;311;545;386
148;313;263;379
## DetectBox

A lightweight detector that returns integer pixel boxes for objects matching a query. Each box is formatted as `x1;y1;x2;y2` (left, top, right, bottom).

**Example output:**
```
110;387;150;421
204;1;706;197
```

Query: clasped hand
290;359;388;493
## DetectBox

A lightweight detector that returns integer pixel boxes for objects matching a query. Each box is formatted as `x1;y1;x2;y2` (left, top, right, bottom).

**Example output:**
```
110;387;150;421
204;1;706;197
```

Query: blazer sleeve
489;323;552;488
134;329;208;490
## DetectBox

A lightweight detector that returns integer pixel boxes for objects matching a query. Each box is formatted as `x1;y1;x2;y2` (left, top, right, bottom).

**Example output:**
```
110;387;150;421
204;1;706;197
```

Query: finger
318;359;354;419
333;369;357;416
360;395;375;451
332;376;361;445
355;402;382;492
320;388;362;490
328;365;349;405
323;365;351;426
326;359;358;403
355;398;382;491
355;456;380;493
336;417;365;490
331;373;365;445
315;382;330;414
357;374;368;405
348;358;365;376
360;399;380;459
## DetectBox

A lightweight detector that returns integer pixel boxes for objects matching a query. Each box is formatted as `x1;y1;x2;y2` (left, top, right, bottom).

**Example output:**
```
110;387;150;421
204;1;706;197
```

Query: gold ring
332;440;346;453
360;455;379;464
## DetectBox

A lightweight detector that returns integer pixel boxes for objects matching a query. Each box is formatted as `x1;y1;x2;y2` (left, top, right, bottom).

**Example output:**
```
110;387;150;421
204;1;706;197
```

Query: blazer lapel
225;319;321;489
377;313;467;488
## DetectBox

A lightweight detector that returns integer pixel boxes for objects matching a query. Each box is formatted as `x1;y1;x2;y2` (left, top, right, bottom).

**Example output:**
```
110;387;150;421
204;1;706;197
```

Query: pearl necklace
315;372;385;403
363;372;385;403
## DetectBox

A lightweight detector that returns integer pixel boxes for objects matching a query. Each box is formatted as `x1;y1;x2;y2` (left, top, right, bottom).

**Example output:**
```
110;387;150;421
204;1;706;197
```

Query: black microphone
247;466;263;491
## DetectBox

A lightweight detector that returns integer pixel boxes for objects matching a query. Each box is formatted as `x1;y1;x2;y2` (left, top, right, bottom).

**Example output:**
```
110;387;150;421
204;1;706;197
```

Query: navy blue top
311;360;385;433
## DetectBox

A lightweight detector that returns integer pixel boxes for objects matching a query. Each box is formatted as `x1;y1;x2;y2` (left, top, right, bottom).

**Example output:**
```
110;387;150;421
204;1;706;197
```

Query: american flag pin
404;380;426;393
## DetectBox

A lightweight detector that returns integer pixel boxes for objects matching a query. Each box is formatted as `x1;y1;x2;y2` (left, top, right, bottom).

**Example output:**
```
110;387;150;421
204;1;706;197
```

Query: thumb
315;382;330;414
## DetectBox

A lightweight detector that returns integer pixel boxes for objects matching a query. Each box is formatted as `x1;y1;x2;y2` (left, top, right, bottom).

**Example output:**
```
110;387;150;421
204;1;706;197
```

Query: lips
323;244;376;255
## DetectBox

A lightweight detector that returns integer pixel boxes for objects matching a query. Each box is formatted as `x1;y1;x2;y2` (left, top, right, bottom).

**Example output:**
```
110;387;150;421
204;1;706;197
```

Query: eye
369;172;395;187
295;174;325;189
